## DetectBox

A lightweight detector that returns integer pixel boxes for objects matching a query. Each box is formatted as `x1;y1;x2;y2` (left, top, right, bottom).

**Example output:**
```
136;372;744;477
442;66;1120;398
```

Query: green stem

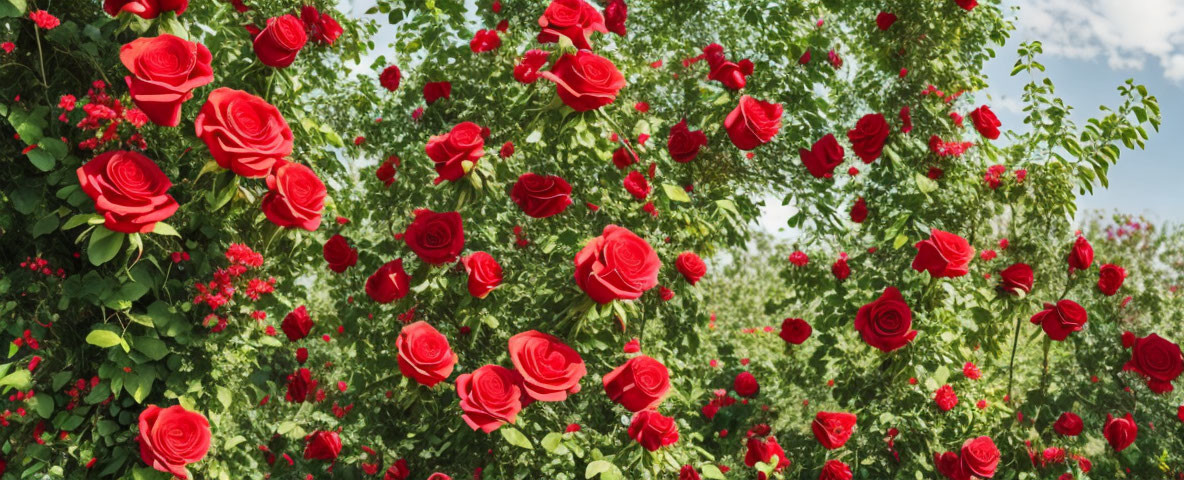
1040;336;1052;394
1006;313;1022;401
33;26;48;88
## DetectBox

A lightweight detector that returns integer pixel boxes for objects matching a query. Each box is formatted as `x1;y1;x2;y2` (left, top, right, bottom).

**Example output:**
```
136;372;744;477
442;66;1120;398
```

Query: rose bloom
628;410;679;451
574;225;660;303
513;50;550;84
675;252;707;285
262;162;326;231
960;436;1000;478
855;287;917;352
462;252;503;298
425;121;484;184
396;321;457;387
603;355;670;411
876;11;897;30
744;435;789;472
253;15;307;68
508;330;586;402
380;65;402;91
1122;333;1182;393
1103;413;1138;452
303;430;341;461
105;0;187;19
1054;412;1083;436
423;81;452;103
194;87;294;178
1097;263;1126;296
323;234;358;273
285;368;316;402
679;465;701;480
667;119;708;163
1030;300;1088;341
847;113;890;163
119;34;213;126
403;209;465;265
77;150;179;234
723;95;783;150
934;384;957;411
912;228;975;278
788;250;809;267
281;305;313;342
365;259;410;303
779;318;812;345
850;197;868;223
812;411;857;449
537;0;608;50
136;405;210;479
540;50;625;111
469;29;500;53
604;0;626;35
456;365;525;433
969;105;1002;140
301;5;343;45
511;173;572;218
733;371;759;397
998;263;1034;295
799;133;845;178
955;0;978;11
831;256;850;280
1067;236;1094;271
820;460;853;480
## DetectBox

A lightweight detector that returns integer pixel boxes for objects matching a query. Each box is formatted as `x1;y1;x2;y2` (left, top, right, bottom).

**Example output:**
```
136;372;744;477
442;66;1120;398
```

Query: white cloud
1014;0;1184;81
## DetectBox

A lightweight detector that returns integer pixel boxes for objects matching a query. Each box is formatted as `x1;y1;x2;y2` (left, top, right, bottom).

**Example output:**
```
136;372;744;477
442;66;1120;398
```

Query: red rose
511;173;572;218
954;0;977;11
105;0;186;19
301;6;342;45
1067;236;1094;271
537;0;608;50
831;256;850;281
912;228;975;278
959;436;999;478
262;162;325;231
540;50;625;111
628;410;679;451
679;465;701;480
854;287;917;352
462;252;503;298
603;355;669;411
876;12;897;30
744;436;789;471
508;330;586;402
812;411;856;449
788;251;809;267
470;29;501;53
1178;405;1183;423
384;459;410;480
281;305;313;341
136;405;210;479
119;35;213;127
285;368;316;402
1097;263;1126;296
850;197;868;223
612;146;638;169
998;263;1034;295
574;225;661;303
1054;412;1083;436
820;460;853;480
604;0;626;36
427;475;451;480
732;371;759;397
703;44;753;90
380;65;402;91
456;365;525;433
194;87;294;178
799;133;845;178
934;384;958;411
77;150;179;234
969;105;1001;140
514;50;550;84
622;172;652;200
322;234;358;273
404;209;465;265
396;321;458;387
667;119;708;163
723;95;783;150
934;451;965;480
500;141;515;158
425;121;484;184
675;252;706;285
1029;300;1087;341
1103;413;1138;452
847;113;890;163
779;318;812;345
253;15;306;68
900;105;913;133
303;430;341;461
365;259;410;303
423;81;452;103
1122;333;1182;393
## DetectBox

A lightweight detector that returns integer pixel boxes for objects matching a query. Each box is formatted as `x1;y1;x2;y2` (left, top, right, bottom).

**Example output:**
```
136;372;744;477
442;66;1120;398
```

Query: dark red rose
1178;405;1183;423
744;436;789;471
623;171;650;200
969;105;1001;140
1067;236;1094;271
954;0;977;11
513;50;550;84
733;371;759;397
812;411;856;449
679;465;701;480
426;121;484;184
285;368;316;402
900;105;913;133
365;259;410;303
301;6;342;45
136;405;210;479
537;0;608;50
876;12;897;30
847;113;890;163
456;365;525;433
667;119;708;163
423;81;452;103
1097;263;1126;296
262;162;325;231
675;252;706;285
959;436;999;478
500;141;515;158
999;263;1034;295
628;410;679;451
281;305;313;341
912;228;975;278
303;430;341;461
1122;333;1182;393
612;146;638;169
1103;413;1137;452
574;225;661;303
850;197;868;223
724;95;783;150
469;29;500;53
703;44;754;90
831;257;850;281
119;34;212;127
105;0;186;19
253;15;306;68
934;451;965;480
77;150;179;234
779;318;812;345
800;133;845;178
462;252;503;298
384;459;410;480
508;330;586;401
603;0;627;36
1054;412;1083;436
194;87;293;178
380;65;401;91
1030;300;1087;341
323;234;358;273
603;355;669;411
934;384;957;411
396;321;457;387
404;209;464;265
511;173;572;218
820;460;853;480
540;50;625;111
854;287;917;352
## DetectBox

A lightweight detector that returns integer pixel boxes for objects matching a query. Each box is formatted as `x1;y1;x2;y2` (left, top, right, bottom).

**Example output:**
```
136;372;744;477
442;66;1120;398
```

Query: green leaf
126;372;154;403
62;213;104;230
662;184;691;203
914;173;938;194
27;148;55;171
933;365;950;385
132;336;168;361
0;0;28;17
498;426;533;450
29;393;53;418
152;222;180;236
216;386;233;410
0;370;31;390
700;465;726;480
88;227;126;266
541;432;563;452
30;213;59;238
585;460;612;479
85;329;123;348
39;137;67;159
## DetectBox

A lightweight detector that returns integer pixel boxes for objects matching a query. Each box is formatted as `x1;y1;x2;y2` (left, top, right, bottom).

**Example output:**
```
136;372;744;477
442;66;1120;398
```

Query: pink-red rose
912;228;975;278
847;113;890;163
425;122;484;184
470;29;501;53
456;365;525;433
462;252;503;298
675;252;706;285
574;225;661;303
365;259;410;303
820;460;853;480
812;411;857;449
537;0;607;50
628;410;679;451
667;119;708;163
303;430;341;461
540;50;625;111
262;162;325;231
77;150;179;234
855;287;917;352
253;15;306;68
800;133;845;178
397;321;458;387
603;355;669;411
508;330;586;402
724;95;783;150
404;209;465;265
194;87;294;178
960;436;1000;478
511;173;572;218
1030;300;1087;341
119;34;212;127
136;405;210;479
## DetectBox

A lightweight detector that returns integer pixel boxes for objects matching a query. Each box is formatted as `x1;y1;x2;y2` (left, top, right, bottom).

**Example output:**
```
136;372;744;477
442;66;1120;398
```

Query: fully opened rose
105;0;187;19
404;209;465;265
854;287;917;352
119;34;213;126
425;122;484;184
667;119;708;163
536;0;608;50
397;321;458;387
253;14;307;68
627;410;679;451
540;50;625;111
456;365;525;433
912;229;975;278
603;355;670;411
511;173;573;218
261;161;326;231
194;87;294;178
77;150;179;234
1122;333;1182;393
724;95;783;150
573;225;661;303
507;330;586;402
136;405;211;479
